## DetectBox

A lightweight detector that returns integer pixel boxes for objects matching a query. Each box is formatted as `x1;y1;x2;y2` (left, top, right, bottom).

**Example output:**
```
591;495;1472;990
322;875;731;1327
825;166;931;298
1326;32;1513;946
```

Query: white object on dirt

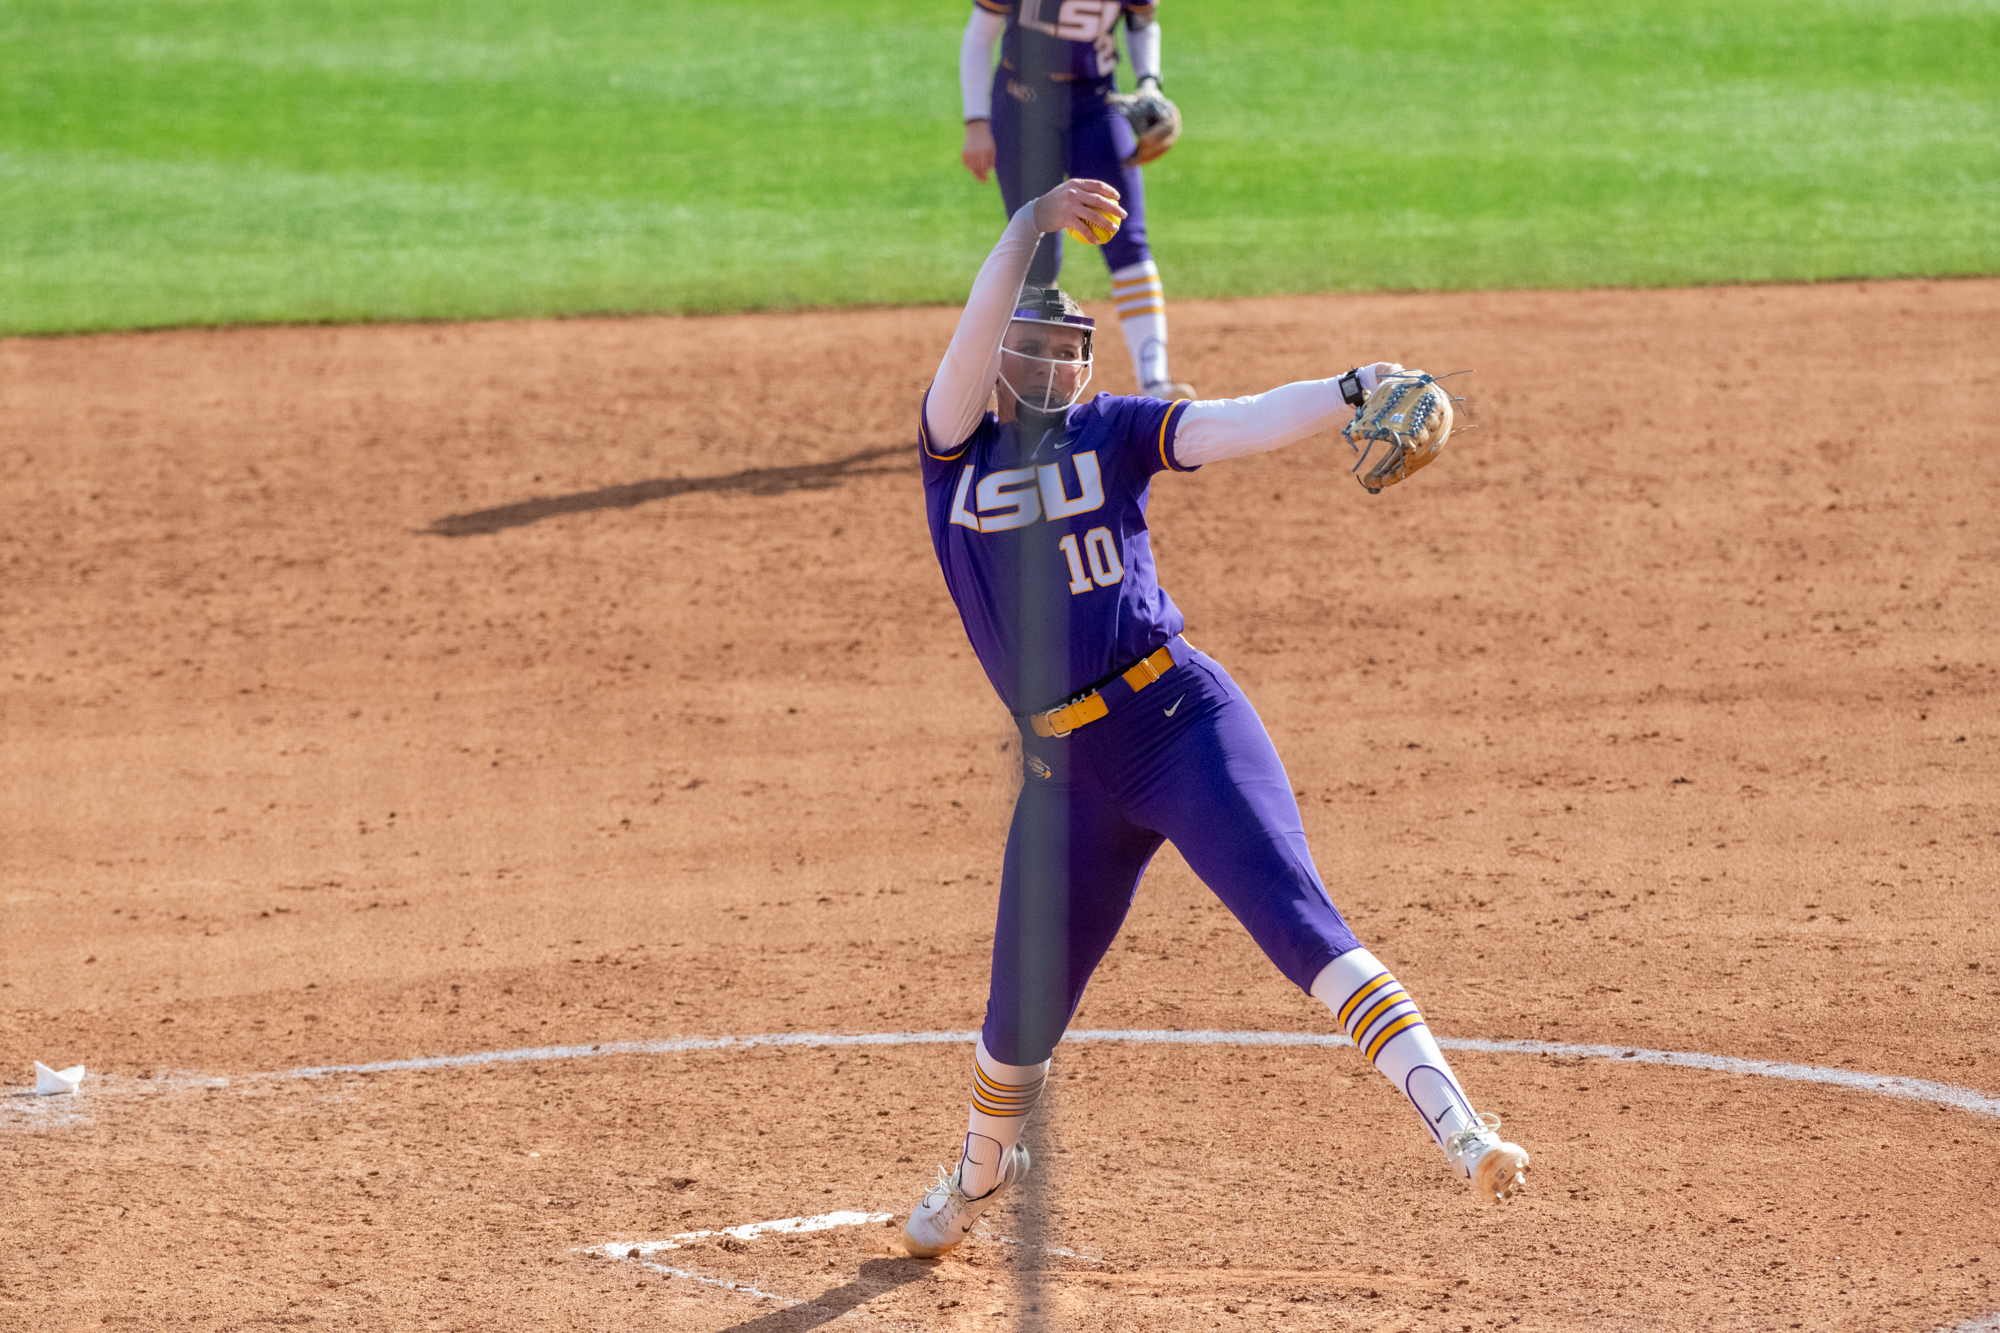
34;1062;84;1095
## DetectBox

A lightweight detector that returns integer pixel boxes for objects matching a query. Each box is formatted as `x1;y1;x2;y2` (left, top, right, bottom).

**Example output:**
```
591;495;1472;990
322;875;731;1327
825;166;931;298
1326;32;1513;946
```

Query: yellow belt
1029;640;1185;739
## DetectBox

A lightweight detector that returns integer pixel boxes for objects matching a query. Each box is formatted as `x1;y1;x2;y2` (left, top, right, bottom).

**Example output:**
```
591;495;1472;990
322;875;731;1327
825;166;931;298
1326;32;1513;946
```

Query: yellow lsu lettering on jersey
949;451;1106;533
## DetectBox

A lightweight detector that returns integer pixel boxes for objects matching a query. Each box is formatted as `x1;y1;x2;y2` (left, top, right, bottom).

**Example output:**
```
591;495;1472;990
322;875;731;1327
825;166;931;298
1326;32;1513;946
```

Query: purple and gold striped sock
1111;259;1170;388
1311;947;1480;1154
957;1038;1048;1197
1335;966;1429;1065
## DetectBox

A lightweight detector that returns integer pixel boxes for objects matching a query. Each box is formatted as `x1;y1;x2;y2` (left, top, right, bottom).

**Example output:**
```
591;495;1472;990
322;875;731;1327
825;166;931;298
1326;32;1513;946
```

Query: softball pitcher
958;0;1193;399
899;179;1530;1258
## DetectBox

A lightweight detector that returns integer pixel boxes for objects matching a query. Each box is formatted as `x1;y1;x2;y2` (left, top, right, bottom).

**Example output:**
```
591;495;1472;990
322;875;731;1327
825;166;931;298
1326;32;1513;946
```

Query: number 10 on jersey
1059;526;1124;595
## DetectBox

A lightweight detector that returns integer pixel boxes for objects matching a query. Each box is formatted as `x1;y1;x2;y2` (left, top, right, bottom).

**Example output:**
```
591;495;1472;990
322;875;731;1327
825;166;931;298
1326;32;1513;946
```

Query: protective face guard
997;345;1094;416
997;305;1096;416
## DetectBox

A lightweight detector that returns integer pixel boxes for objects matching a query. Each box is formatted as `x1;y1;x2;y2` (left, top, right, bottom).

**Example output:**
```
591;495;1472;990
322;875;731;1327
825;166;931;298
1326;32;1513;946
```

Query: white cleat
1446;1111;1530;1203
1141;380;1199;401
899;1143;1030;1258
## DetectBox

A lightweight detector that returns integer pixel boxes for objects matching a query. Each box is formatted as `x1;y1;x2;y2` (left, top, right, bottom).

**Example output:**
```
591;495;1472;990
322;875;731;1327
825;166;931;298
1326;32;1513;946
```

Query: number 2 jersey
975;0;1158;84
920;390;1197;715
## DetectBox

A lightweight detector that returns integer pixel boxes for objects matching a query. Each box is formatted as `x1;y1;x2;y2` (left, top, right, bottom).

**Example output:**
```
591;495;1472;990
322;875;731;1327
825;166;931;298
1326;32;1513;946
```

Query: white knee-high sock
1111;260;1170;389
1311;948;1479;1157
956;1036;1048;1197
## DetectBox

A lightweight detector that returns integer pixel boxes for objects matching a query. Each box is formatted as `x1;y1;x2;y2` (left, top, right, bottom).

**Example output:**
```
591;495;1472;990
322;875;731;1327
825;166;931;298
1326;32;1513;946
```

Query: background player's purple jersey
921;391;1196;714
978;0;1156;84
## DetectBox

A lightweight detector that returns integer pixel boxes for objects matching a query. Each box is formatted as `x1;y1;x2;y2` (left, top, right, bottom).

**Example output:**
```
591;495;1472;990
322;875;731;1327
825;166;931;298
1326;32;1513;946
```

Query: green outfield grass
1;0;1994;334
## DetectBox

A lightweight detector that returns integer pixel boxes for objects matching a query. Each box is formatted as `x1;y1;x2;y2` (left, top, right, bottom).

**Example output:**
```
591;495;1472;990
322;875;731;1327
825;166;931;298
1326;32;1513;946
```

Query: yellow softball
1066;215;1120;246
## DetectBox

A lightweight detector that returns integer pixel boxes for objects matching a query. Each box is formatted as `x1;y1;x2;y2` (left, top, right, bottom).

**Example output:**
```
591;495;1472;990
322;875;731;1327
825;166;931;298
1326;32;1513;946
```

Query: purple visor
1011;308;1096;329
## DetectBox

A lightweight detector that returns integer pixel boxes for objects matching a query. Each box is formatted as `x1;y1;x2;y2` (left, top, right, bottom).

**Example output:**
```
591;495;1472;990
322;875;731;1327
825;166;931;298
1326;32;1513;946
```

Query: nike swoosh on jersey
1163;694;1185;717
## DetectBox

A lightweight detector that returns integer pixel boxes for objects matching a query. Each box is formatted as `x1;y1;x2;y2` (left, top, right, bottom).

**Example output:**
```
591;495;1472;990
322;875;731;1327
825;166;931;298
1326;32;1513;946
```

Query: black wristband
1338;369;1367;409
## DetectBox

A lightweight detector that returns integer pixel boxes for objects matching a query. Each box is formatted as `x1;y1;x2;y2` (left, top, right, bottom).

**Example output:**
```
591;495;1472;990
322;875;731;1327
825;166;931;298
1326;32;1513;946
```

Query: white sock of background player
1310;947;1483;1157
1112;260;1172;389
955;1036;1048;1197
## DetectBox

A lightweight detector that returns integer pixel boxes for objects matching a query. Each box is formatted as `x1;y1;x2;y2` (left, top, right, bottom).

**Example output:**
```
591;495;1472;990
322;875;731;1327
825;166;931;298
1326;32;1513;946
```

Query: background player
899;178;1531;1258
957;0;1194;400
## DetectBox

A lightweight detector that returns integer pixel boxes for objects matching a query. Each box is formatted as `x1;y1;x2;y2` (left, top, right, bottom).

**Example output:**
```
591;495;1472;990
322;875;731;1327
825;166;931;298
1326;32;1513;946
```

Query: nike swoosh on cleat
1163;694;1185;717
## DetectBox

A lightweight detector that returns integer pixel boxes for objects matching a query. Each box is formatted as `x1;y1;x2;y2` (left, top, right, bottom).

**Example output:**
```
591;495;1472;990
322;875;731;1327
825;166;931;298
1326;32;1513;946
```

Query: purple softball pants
981;645;1361;1067
989;73;1152;286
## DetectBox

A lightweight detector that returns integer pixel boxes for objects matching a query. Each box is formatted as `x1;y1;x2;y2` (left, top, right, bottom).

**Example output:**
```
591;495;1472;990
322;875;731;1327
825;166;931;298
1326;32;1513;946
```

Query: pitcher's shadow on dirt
422;443;915;538
708;1255;937;1332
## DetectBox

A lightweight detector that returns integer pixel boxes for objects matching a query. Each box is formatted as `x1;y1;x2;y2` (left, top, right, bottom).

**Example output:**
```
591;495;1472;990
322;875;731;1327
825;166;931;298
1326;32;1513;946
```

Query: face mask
997;344;1094;416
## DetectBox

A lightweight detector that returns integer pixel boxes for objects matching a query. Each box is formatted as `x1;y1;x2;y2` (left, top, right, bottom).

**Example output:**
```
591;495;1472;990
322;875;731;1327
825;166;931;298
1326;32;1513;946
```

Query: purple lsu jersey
977;0;1156;84
921;391;1196;715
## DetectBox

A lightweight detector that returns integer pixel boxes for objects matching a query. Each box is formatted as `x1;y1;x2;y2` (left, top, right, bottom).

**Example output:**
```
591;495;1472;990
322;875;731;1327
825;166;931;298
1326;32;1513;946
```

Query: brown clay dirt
2;279;1997;1332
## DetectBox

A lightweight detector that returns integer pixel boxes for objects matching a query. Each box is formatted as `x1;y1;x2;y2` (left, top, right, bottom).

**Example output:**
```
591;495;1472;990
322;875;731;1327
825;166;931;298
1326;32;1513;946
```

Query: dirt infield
2;279;1997;1332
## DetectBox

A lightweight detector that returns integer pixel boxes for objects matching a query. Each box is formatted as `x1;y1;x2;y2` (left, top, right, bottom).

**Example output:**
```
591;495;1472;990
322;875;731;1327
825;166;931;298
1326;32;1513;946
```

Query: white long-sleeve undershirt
926;207;1361;463
925;203;1043;449
1174;382;1356;466
1126;16;1161;82
960;9;1005;121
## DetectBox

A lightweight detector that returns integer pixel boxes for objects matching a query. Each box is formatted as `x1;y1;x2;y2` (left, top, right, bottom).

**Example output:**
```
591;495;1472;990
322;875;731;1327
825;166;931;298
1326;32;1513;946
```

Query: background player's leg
1074;101;1187;396
1110;650;1528;1198
1110;259;1173;390
990;70;1067;285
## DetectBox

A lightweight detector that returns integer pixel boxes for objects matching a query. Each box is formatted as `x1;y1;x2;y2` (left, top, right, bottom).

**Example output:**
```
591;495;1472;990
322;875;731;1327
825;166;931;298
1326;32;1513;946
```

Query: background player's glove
1110;76;1182;167
1342;370;1455;494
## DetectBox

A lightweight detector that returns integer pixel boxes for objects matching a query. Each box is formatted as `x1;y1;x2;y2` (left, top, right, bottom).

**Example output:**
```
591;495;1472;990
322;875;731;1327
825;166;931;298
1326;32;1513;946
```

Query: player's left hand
1343;369;1455;494
1110;76;1183;167
1357;362;1404;400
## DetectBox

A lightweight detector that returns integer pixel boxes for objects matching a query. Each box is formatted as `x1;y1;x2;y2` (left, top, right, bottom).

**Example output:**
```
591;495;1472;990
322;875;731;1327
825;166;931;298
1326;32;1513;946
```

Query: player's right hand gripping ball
1066;215;1121;246
1342;371;1454;494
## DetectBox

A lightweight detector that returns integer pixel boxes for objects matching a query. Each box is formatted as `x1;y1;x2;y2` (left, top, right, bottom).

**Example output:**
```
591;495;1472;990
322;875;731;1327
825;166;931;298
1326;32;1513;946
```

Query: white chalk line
1434;1037;2000;1121
268;1029;981;1081
496;1029;1985;1333
243;1028;2000;1123
583;1211;939;1326
584;1210;895;1260
627;1257;791;1304
18;1028;2000;1130
583;1208;1097;1328
12;1029;1995;1329
584;1209;1099;1267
